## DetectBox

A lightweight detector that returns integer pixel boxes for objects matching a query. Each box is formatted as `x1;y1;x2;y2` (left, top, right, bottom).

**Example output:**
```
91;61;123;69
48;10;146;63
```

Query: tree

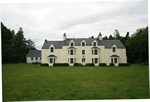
108;35;115;40
102;36;108;40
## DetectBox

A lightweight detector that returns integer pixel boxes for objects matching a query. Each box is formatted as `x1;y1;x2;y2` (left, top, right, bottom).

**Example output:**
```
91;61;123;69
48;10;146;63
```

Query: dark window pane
95;50;97;55
92;58;93;63
82;50;85;54
70;58;73;63
95;58;97;63
31;57;33;60
50;58;53;63
113;47;115;52
54;58;55;63
70;50;73;55
82;42;85;46
51;47;53;52
111;58;113;63
94;42;96;46
114;58;117;63
92;50;93;55
71;43;73;46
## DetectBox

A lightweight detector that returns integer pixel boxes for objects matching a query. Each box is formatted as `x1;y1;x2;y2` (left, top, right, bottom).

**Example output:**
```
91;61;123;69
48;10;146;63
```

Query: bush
85;63;94;66
99;63;106;66
53;63;69;66
41;63;49;66
74;63;82;66
119;63;130;66
109;63;114;66
143;61;149;65
32;62;41;65
135;58;143;63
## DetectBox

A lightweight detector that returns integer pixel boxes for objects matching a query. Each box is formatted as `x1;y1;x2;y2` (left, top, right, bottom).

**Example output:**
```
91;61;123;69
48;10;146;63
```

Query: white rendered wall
26;57;41;63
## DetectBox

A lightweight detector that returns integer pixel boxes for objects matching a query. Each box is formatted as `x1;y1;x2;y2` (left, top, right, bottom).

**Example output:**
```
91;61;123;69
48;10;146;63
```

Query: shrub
74;63;82;66
32;62;41;65
143;61;149;65
109;63;114;66
41;63;49;66
85;63;94;66
99;63;106;66
53;63;69;66
119;63;130;66
135;58;143;63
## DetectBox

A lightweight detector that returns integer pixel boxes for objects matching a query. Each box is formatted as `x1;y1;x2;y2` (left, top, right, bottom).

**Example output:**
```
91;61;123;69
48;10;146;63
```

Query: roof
48;55;57;57
26;50;41;57
110;55;120;57
42;38;125;49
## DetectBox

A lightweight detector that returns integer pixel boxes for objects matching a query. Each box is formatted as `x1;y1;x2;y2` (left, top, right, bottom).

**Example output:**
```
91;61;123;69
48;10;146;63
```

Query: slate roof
48;55;57;57
42;38;125;49
110;55;120;57
26;50;41;57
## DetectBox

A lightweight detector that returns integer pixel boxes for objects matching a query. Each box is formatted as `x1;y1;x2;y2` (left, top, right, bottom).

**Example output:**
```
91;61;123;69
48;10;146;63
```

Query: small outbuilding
26;50;41;63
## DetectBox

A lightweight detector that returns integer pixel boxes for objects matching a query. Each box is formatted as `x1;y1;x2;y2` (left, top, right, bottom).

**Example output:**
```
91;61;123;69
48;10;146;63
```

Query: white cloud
1;0;148;50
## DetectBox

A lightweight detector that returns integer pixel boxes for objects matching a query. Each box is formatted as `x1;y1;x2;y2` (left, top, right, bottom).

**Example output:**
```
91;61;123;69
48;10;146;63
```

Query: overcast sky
0;0;148;50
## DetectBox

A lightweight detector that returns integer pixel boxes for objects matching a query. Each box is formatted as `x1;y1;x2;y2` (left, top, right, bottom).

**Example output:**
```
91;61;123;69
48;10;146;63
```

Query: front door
82;58;85;65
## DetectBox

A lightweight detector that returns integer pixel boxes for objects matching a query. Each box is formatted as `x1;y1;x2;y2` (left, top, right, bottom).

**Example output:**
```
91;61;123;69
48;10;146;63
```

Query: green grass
2;64;149;101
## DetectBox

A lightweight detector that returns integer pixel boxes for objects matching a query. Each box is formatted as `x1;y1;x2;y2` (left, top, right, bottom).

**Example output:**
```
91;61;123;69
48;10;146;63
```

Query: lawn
2;64;149;101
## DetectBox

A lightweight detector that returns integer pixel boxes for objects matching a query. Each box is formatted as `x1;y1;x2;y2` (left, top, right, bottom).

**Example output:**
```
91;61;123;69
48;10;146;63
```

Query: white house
26;50;41;63
41;32;127;66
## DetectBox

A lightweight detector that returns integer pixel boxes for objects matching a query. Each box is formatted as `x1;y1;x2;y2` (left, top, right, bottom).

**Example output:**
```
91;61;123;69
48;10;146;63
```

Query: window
114;58;117;63
70;50;73;55
82;50;85;55
82;58;85;62
68;58;69;63
92;50;93;55
99;58;100;63
68;50;69;55
70;58;73;63
31;57;33;60
50;58;53;63
40;57;41;60
71;43;73;46
95;58;98;63
54;58;55;63
93;42;96;46
111;58;113;63
36;57;38;60
74;58;76;63
74;50;76;55
113;47;115;52
95;49;97;55
92;58;94;63
51;47;54;52
82;42;85;46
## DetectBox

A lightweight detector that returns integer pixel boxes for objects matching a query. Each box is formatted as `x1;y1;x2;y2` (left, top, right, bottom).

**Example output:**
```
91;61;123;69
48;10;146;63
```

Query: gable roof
26;50;41;57
42;38;125;49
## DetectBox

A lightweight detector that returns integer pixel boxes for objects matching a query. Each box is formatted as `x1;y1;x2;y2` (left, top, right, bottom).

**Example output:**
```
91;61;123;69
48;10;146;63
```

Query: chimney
45;39;47;42
63;33;66;40
98;32;102;40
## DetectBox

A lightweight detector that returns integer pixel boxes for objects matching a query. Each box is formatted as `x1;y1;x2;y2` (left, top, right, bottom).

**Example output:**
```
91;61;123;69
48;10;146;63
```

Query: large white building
41;32;127;66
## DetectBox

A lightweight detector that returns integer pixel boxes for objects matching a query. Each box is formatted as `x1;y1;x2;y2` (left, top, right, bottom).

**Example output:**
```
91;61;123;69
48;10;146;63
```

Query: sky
0;0;148;50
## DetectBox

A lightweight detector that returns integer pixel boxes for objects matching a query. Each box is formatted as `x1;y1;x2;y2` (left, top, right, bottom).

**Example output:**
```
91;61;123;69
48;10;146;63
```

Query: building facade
41;33;127;66
26;50;41;63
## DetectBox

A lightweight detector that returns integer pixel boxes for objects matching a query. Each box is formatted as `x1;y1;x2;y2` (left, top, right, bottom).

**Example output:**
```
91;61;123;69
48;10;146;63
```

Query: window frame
70;58;73;63
93;42;96;46
71;43;73;46
82;50;85;55
95;49;97;55
111;58;113;63
114;58;117;63
82;42;85;46
70;50;73;55
95;58;98;63
113;47;115;52
36;57;38;60
31;57;33;60
51;47;54;52
50;58;53;63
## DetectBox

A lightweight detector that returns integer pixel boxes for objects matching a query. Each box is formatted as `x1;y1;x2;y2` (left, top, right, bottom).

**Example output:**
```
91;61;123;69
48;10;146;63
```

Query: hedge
41;63;49;66
53;63;69;66
99;63;106;66
119;63;130;66
74;63;82;66
85;63;94;66
109;63;114;66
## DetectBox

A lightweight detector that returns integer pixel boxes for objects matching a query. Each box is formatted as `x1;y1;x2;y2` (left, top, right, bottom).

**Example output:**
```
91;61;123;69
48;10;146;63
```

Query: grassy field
2;64;149;101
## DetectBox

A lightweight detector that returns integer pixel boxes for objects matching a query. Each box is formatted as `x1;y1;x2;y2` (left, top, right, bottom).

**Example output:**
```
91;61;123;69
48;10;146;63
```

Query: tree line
102;27;148;63
1;22;36;64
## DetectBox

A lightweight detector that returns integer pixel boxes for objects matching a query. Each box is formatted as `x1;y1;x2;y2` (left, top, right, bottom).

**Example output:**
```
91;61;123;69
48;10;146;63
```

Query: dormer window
93;42;96;46
71;43;73;46
82;42;85;46
113;47;115;52
51;47;54;52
